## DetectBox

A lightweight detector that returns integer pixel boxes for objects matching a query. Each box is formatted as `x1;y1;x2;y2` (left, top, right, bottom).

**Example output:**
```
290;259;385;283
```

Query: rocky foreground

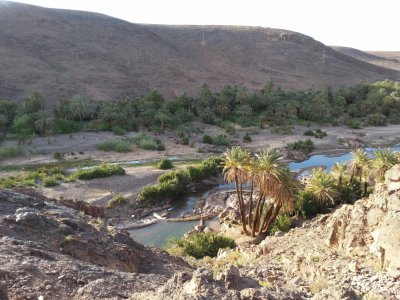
1;165;400;299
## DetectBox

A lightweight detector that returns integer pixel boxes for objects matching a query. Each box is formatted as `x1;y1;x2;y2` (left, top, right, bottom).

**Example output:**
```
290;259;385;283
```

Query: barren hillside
333;46;400;72
0;1;397;103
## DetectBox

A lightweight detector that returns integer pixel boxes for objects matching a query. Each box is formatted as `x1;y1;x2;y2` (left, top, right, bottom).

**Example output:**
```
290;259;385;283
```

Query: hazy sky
5;0;400;51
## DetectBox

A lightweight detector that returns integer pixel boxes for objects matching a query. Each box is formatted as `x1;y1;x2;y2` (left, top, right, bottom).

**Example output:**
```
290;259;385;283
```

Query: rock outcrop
0;188;191;299
326;164;400;271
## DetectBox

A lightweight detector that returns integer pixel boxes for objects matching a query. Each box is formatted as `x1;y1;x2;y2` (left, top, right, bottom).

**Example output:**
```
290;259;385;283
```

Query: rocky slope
2;163;400;299
0;1;397;103
0;188;192;299
332;46;400;71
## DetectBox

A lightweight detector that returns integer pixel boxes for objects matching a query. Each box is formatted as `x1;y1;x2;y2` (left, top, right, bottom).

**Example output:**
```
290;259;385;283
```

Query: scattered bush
203;135;213;144
43;176;59;187
269;214;293;235
202;134;229;146
243;132;252;143
157;158;174;170
0;146;23;159
72;164;125;180
96;140;131;152
295;190;326;217
0;167;65;189
166;232;236;259
52;118;81;134
366;113;388;126
130;132;165;151
303;129;327;139
286;139;314;154
108;194;127;208
344;118;362;129
112;126;127;135
139;157;222;203
53;151;64;160
271;125;293;135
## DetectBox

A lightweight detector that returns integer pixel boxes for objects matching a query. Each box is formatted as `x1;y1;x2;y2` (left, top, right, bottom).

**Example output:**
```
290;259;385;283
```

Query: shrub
112;126;127;135
0;146;23;159
72;164;125;180
243;133;252;143
286;139;314;154
53;118;81;134
303;130;314;136
43;176;59;187
139;157;222;203
166;233;236;259
108;194;127;208
130;132;166;151
96;140;131;153
212;134;230;146
366;113;388;126
303;129;327;139
345;118;361;129
53;151;64;160
203;134;229;146
157;158;174;170
203;135;213;144
295;190;325;217
269;214;293;235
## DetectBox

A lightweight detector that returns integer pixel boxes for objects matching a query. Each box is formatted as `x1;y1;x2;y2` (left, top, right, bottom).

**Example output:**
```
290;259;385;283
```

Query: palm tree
69;94;89;122
349;148;369;183
331;162;348;186
306;168;338;205
258;169;297;235
372;148;398;182
222;147;251;235
251;148;287;237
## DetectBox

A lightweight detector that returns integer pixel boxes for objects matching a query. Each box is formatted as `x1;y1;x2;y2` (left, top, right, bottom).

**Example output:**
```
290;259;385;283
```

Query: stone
348;261;359;273
387;269;400;280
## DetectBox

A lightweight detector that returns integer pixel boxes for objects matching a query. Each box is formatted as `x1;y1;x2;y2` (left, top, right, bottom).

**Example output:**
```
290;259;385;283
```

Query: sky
4;0;400;51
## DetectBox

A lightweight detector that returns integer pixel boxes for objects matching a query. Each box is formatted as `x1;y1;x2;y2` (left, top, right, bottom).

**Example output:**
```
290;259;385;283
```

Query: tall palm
251;148;286;237
372;148;398;182
69;94;89;122
331;162;348;186
349;148;369;183
222;147;251;235
259;169;297;234
306;168;338;205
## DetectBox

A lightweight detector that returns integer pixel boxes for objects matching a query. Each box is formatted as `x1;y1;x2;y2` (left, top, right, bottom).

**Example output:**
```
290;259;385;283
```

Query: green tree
222;147;252;235
69;94;89;122
305;168;338;205
22;92;45;114
372;148;398;182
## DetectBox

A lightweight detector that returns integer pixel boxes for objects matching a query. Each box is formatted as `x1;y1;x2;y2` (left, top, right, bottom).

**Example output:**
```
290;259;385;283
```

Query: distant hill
333;46;400;72
0;1;397;103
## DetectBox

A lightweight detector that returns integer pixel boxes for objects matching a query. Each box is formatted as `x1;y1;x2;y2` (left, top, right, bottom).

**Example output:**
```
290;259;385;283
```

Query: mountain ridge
0;1;397;103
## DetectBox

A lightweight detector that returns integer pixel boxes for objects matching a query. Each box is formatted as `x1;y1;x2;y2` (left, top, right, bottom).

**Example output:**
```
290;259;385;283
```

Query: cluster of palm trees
222;147;298;237
222;146;399;238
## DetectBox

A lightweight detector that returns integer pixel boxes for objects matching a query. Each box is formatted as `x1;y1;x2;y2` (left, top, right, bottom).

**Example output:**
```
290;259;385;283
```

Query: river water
129;146;400;247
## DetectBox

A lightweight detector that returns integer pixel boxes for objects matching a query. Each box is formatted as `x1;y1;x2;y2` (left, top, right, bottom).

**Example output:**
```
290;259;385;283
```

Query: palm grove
222;147;399;238
1;80;400;143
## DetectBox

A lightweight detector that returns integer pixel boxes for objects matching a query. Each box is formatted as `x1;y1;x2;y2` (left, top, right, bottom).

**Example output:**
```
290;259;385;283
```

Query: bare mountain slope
0;1;397;103
333;46;400;71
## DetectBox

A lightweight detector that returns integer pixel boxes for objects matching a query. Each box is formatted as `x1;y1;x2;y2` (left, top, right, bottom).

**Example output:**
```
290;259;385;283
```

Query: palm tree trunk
251;193;264;237
248;179;254;229
364;181;368;196
235;175;249;235
256;196;268;233
258;203;274;235
261;203;282;234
